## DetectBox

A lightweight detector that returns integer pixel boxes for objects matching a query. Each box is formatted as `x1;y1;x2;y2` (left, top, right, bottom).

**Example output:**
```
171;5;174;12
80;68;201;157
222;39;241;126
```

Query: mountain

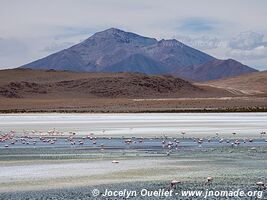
174;59;257;81
21;28;257;81
202;70;267;95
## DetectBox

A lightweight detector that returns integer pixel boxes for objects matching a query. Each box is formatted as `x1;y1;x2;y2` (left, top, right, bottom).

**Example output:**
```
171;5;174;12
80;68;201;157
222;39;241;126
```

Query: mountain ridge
21;28;257;81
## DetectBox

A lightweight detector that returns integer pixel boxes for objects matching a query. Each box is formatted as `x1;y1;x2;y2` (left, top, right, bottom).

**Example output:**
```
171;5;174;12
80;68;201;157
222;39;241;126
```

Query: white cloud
227;45;267;60
229;31;266;50
226;31;267;60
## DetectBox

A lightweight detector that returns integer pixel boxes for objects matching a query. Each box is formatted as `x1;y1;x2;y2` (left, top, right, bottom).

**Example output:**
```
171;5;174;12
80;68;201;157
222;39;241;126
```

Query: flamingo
170;180;181;189
181;132;186;138
256;181;265;190
205;176;213;185
260;131;266;138
124;139;132;144
234;140;240;145
198;138;203;144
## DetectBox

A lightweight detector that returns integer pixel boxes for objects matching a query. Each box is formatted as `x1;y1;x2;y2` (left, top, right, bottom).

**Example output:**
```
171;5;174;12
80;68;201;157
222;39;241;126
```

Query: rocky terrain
0;68;227;99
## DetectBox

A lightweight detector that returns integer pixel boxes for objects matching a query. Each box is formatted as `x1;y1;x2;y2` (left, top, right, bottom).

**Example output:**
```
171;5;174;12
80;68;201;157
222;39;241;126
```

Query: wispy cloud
52;26;101;40
43;42;75;52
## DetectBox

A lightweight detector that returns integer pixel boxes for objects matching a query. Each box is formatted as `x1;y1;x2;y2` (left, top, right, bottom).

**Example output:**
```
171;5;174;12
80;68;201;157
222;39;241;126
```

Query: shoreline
1;107;267;113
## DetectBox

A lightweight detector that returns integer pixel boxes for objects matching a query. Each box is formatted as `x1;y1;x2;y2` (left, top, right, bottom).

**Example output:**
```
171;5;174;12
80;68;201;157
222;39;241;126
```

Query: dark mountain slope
21;28;257;81
104;54;167;74
175;59;258;81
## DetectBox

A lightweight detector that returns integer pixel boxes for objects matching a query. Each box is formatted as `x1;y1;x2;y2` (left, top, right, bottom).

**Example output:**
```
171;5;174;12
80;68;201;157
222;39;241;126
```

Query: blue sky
0;0;267;70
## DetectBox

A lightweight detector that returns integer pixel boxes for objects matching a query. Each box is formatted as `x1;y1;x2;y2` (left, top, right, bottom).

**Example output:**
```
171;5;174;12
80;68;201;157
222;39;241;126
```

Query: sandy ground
202;70;267;95
0;96;267;113
0;159;172;191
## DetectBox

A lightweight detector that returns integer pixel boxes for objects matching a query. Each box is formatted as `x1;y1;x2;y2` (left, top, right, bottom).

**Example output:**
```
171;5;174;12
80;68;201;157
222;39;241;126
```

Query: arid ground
0;69;266;112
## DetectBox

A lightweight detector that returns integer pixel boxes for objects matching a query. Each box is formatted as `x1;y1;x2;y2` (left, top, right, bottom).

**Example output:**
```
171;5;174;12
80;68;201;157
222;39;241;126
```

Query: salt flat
0;113;266;137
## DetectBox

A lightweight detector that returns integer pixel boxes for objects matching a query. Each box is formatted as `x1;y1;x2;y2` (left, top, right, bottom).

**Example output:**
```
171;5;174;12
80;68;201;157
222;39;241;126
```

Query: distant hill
174;59;257;81
1;68;227;99
21;28;257;81
201;70;267;95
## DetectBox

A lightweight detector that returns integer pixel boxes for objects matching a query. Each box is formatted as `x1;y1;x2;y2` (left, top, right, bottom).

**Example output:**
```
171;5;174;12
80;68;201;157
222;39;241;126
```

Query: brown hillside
0;68;226;99
202;70;267;95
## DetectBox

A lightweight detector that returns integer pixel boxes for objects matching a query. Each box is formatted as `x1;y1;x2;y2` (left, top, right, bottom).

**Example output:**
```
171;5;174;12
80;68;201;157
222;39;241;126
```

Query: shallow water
0;137;266;149
0;113;266;137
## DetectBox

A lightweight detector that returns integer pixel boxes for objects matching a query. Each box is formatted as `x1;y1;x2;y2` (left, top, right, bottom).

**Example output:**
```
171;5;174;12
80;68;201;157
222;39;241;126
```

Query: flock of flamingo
0;129;266;149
